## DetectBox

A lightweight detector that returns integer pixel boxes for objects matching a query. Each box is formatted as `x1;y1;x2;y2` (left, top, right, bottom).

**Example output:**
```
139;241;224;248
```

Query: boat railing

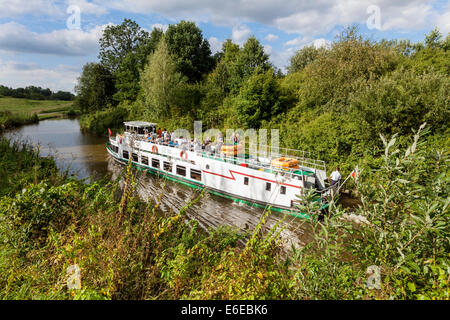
117;133;326;175
196;151;316;180
241;143;326;173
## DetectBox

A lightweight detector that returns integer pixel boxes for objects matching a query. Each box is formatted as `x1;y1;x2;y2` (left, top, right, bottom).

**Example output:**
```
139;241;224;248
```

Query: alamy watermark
66;264;81;290
169;121;282;160
366;265;381;290
367;5;382;30
66;5;81;30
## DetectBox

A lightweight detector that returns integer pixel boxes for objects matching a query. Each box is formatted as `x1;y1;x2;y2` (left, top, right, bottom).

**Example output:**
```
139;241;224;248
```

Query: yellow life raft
271;157;299;169
221;144;244;156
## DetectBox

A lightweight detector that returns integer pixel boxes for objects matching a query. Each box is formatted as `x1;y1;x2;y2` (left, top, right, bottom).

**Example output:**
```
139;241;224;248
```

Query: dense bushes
0;124;447;300
79;106;129;136
0;111;39;132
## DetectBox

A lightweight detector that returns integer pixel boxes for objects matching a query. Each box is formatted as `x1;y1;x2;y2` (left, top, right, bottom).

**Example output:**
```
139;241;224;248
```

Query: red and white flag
351;166;359;182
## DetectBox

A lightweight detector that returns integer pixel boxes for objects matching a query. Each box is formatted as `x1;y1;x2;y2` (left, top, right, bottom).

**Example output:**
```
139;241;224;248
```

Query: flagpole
337;166;359;194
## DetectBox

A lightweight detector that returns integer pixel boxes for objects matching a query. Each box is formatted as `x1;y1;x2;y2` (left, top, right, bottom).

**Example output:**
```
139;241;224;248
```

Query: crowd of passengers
139;127;241;154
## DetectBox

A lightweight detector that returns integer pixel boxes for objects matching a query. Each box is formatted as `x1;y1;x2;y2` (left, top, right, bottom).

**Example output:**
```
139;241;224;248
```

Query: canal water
5;118;315;251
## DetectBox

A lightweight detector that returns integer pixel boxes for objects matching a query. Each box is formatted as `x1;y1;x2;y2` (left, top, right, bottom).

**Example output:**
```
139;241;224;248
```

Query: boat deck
112;133;326;180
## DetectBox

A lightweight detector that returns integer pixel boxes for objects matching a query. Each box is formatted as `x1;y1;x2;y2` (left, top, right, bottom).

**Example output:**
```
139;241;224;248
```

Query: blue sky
0;0;449;92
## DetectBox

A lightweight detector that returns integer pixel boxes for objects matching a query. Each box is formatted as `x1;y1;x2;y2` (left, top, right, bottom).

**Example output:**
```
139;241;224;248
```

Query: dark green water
5;118;109;180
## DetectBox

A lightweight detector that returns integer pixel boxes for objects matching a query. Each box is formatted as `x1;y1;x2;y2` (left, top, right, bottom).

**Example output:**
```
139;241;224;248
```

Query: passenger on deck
330;167;341;187
234;134;240;145
163;129;171;144
216;133;224;155
329;167;341;198
194;139;202;152
157;127;162;138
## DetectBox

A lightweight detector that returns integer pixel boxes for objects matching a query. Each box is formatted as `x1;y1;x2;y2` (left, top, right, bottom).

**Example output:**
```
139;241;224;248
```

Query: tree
75;63;116;113
351;68;450;140
288;45;325;73
51;91;75;101
99;19;150;73
229;37;271;94
165;21;214;82
403;28;450;75
114;27;164;102
235;69;293;128
140;39;185;119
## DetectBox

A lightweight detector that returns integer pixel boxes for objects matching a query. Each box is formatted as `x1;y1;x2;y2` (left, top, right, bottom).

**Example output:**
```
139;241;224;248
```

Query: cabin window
141;156;149;166
123;151;129;159
132;153;138;162
176;165;186;177
244;177;249;185
266;183;271;191
206;164;210;170
190;169;202;181
280;186;286;195
152;159;160;169
163;161;172;172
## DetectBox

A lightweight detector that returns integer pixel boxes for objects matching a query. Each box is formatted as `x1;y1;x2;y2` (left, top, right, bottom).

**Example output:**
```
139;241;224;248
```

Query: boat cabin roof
124;121;157;128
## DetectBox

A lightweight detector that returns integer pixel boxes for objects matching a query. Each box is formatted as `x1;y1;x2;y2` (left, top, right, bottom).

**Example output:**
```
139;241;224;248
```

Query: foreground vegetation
0;123;448;299
0;18;447;301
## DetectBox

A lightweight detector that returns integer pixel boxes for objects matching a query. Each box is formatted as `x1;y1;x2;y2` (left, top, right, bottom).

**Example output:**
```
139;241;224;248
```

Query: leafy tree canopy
165;20;214;83
75;63;116;113
99;19;150;73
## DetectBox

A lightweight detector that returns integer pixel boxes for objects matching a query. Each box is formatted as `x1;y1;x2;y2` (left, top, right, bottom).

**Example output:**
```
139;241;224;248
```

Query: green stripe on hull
107;142;316;220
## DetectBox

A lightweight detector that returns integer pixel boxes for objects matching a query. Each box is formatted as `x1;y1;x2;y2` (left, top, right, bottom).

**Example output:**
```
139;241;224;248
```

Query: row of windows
110;145;119;153
123;151;201;181
243;176;286;195
124;152;286;193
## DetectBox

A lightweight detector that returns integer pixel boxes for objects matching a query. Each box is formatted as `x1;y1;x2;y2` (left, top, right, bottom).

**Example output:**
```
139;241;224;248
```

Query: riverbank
0;97;80;132
0;124;448;300
0;136;294;299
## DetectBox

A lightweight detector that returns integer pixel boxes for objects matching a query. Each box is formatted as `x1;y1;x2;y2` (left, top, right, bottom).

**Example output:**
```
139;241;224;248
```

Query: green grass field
0;96;73;116
0;96;78;131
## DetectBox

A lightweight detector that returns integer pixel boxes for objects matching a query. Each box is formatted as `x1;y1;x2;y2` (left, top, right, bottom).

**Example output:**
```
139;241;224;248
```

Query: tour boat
106;121;329;219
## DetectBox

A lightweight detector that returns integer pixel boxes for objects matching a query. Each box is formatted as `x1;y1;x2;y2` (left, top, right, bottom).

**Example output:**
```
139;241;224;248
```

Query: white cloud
312;38;331;48
0;22;109;56
150;24;169;32
433;4;450;34
0;0;443;36
91;0;439;36
265;33;279;42
0;0;62;18
0;59;80;92
268;47;296;72
232;24;251;44
0;0;109;17
263;44;272;55
284;36;312;47
66;0;108;16
284;36;330;49
379;2;433;31
208;37;222;53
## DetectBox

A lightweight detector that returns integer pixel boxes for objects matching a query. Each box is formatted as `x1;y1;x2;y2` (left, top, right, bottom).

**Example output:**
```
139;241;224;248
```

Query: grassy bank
0;124;448;300
0;97;80;131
